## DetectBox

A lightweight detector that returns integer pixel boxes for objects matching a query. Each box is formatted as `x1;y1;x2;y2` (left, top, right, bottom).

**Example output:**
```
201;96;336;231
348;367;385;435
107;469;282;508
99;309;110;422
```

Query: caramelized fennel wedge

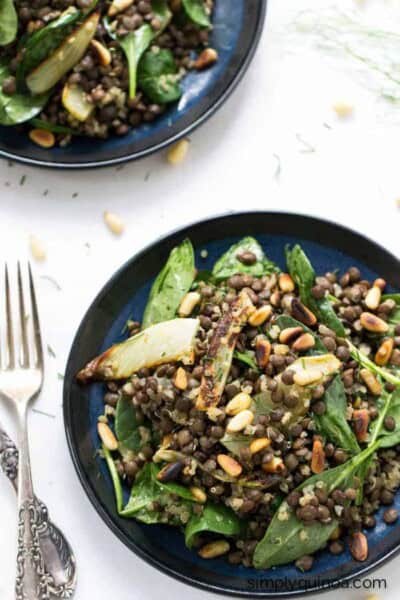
196;290;255;410
26;12;100;95
77;317;199;382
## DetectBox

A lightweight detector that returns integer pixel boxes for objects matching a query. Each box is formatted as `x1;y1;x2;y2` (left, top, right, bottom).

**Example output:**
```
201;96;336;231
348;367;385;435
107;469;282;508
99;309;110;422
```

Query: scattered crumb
200;249;208;259
47;344;56;358
40;275;62;291
273;153;281;180
296;133;316;153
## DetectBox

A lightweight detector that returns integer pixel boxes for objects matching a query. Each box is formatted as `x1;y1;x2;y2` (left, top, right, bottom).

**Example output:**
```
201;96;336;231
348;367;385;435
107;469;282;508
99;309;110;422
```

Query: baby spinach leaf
233;349;259;371
355;454;375;506
108;0;171;99
138;48;182;104
253;442;380;568
0;65;48;125
0;0;18;46
16;8;82;86
275;315;327;353
115;395;143;452
348;340;400;387
185;502;242;548
142;238;196;328
182;0;210;28
30;117;78;135
220;432;250;457
285;245;345;337
212;237;279;281
370;388;400;448
313;375;360;453
120;463;194;524
102;445;124;513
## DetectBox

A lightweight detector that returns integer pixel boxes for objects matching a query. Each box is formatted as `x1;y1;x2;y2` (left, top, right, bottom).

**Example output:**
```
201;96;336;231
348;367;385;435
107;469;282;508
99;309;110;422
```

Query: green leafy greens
185;502;242;548
138;48;182;104
212;237;279;281
182;0;211;28
142;238;196;328
286;244;345;336
0;64;48;125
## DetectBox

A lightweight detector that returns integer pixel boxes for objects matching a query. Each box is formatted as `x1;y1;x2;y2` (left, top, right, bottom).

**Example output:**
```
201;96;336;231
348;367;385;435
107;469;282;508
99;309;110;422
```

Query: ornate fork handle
0;427;76;599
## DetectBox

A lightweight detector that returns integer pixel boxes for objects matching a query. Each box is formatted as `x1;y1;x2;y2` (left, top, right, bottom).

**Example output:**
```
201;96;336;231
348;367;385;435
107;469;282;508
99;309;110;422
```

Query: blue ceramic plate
0;1;266;169
64;212;400;597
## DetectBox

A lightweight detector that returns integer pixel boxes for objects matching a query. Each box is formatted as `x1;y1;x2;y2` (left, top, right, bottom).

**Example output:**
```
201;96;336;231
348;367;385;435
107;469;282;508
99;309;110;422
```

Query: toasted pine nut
29;234;47;262
178;291;201;317
108;0;133;16
104;211;124;235
373;278;386;291
98;422;118;451
173;367;187;390
360;312;389;333
255;338;271;368
279;326;303;344
249;437;271;454
270;291;281;307
332;102;354;117
291;298;317;327
248;304;272;326
353;409;370;442
198;540;230;559
225;392;252;416
279;273;295;293
375;338;394;366
292;333;315;352
311;439;325;474
349;532;368;561
360;368;382;395
167;139;190;164
91;39;112;66
190;486;207;503
262;456;284;474
194;48;218;70
29;128;55;148
365;286;381;310
274;344;290;356
226;409;254;433
217;454;242;477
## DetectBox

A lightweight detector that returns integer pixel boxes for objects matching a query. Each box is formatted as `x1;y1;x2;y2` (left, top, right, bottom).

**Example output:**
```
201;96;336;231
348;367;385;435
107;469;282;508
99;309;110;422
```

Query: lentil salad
78;237;400;570
0;0;217;147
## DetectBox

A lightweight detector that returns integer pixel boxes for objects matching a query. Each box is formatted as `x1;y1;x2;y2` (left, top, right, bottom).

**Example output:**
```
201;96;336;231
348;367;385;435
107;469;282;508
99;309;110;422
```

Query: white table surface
1;0;399;598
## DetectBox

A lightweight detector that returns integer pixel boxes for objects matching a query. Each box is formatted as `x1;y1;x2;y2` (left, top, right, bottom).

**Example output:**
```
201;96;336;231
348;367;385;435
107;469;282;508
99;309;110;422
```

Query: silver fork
0;263;49;599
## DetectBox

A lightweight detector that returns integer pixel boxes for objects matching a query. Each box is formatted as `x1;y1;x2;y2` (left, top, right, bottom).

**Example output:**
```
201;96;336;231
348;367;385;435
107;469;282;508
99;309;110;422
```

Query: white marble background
0;0;400;598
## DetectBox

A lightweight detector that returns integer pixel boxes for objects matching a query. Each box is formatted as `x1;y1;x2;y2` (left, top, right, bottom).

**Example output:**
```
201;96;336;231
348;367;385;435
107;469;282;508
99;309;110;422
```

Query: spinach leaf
220;432;250;457
0;64;48;125
275;315;327;353
16;8;82;86
138;48;182;104
182;0;210;28
115;395;144;452
286;245;345;337
355;454;375;506
0;0;17;46
185;502;242;548
233;349;259;371
30;117;78;135
120;463;194;524
102;445;124;513
212;237;279;281
108;0;171;99
253;442;380;568
313;375;360;453
348;340;400;387
370;388;400;448
142;238;196;328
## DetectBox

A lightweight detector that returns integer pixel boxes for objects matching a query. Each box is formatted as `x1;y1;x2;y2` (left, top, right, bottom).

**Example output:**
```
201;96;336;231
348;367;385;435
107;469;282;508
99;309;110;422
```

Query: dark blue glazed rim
0;0;266;169
63;212;400;597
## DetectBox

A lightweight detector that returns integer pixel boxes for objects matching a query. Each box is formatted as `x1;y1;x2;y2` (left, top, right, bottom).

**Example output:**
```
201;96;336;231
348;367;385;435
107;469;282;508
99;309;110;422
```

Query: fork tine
5;264;15;369
17;262;29;368
28;263;43;368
